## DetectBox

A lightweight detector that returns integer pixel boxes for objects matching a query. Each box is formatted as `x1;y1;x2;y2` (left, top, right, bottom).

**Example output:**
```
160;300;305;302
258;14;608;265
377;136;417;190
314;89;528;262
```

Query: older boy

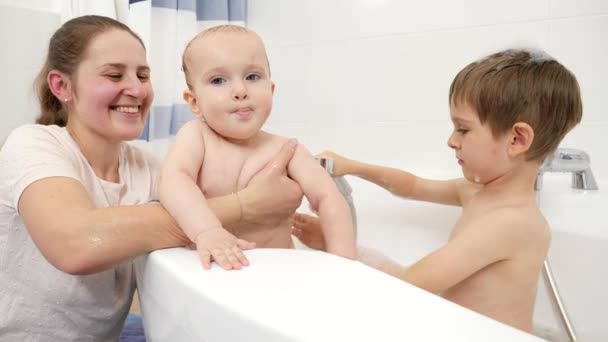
293;49;582;332
159;25;356;270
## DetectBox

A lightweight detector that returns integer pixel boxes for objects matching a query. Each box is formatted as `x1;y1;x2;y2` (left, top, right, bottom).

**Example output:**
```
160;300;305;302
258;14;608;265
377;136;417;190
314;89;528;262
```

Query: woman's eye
138;74;150;81
107;74;122;80
210;77;226;85
246;74;260;81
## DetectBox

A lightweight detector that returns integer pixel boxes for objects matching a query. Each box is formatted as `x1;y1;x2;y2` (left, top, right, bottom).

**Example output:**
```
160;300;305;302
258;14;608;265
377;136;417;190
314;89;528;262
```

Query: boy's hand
293;213;357;259
292;213;326;251
194;228;256;270
316;150;351;177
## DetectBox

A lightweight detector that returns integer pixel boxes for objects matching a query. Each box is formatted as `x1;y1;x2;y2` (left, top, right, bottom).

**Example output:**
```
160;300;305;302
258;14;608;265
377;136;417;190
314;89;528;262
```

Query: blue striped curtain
127;0;247;140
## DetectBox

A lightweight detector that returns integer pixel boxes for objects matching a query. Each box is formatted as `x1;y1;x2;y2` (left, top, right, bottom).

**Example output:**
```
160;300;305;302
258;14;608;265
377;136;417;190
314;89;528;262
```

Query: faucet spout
572;168;598;190
536;148;598;190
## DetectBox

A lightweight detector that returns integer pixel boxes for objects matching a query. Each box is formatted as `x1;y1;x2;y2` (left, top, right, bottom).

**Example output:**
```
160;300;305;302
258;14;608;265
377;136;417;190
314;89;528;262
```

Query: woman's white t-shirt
0;124;159;341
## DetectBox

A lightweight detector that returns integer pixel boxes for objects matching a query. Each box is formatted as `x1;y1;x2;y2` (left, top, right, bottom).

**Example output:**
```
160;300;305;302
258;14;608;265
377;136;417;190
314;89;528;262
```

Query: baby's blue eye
210;77;226;85
246;74;260;81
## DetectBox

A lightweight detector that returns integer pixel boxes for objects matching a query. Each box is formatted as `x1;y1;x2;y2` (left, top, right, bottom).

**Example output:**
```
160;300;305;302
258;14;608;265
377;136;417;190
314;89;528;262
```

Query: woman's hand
292;213;326;251
316;150;352;177
239;139;303;226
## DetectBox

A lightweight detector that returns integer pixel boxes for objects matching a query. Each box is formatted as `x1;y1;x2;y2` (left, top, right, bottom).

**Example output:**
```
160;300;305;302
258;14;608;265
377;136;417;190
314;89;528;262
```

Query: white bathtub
130;138;605;341
532;173;607;342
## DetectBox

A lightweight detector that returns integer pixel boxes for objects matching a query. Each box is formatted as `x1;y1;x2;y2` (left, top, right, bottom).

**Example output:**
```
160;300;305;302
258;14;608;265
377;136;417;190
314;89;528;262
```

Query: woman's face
67;29;153;143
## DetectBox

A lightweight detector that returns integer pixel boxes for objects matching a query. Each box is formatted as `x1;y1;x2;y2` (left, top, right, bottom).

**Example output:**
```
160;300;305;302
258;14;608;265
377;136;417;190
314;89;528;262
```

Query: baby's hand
316;150;350;177
194;227;256;270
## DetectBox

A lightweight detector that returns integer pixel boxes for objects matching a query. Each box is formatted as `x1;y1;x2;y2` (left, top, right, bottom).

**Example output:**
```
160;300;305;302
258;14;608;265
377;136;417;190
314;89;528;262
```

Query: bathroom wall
0;2;61;142
2;1;606;178
248;0;608;178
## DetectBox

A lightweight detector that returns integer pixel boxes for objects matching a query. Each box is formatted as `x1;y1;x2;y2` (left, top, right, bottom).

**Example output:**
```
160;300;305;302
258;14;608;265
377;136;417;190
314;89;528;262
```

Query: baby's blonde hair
182;25;270;89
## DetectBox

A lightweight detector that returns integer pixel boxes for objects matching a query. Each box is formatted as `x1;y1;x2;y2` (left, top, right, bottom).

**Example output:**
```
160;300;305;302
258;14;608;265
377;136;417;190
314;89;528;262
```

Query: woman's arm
19;139;302;275
19;177;188;275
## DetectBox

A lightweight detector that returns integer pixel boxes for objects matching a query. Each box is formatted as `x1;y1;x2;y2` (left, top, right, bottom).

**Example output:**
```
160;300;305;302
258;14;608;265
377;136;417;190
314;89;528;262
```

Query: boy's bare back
441;181;550;331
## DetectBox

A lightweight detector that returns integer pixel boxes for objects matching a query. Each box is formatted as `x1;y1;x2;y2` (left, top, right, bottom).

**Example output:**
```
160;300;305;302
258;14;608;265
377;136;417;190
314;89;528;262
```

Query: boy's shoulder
471;197;549;246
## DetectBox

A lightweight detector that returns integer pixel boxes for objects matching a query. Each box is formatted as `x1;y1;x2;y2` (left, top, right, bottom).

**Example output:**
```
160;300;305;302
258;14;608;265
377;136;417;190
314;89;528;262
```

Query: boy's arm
159;121;253;270
375;210;526;294
288;146;356;259
319;151;464;206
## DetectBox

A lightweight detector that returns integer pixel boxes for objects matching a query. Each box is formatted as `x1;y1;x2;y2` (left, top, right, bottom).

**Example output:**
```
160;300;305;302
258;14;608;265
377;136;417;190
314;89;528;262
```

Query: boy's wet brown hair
449;49;582;161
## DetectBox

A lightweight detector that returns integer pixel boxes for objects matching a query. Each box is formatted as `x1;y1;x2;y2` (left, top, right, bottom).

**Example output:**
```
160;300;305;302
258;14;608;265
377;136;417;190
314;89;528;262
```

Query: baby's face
447;102;512;184
185;31;274;142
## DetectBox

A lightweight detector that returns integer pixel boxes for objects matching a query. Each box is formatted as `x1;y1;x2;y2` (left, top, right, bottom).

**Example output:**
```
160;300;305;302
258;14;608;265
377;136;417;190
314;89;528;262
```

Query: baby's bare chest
197;137;286;197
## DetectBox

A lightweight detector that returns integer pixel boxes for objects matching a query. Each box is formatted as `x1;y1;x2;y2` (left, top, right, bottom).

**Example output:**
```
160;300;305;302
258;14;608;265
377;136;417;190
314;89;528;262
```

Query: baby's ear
183;89;203;118
508;122;534;158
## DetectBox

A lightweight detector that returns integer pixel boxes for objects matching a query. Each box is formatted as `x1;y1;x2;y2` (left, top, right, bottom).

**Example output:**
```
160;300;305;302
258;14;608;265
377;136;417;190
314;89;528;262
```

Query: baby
293;49;583;332
159;25;356;270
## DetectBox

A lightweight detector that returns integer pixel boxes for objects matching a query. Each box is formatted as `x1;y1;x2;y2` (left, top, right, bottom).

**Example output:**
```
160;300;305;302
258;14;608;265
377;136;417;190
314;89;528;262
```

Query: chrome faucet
535;148;598;190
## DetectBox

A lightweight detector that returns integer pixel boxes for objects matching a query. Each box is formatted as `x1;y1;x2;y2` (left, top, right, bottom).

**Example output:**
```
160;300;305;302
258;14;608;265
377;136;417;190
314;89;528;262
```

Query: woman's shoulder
5;124;66;141
2;124;70;153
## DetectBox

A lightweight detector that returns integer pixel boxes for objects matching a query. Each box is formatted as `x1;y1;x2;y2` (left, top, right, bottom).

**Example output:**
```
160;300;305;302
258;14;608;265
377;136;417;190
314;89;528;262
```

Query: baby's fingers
232;246;250;267
198;249;212;270
211;249;236;270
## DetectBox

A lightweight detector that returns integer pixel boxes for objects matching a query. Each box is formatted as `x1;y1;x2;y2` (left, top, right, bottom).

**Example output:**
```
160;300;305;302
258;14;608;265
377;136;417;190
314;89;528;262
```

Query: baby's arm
318;151;465;206
288;146;356;259
159;121;254;270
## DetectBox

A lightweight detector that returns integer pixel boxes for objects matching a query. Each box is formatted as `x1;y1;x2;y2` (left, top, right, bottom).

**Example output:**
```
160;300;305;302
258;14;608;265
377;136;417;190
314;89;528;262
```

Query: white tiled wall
0;4;61;143
1;1;606;178
249;0;608;178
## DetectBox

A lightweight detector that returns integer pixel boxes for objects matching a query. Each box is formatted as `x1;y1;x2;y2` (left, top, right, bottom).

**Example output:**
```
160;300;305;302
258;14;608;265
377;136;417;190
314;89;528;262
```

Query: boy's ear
183;89;203;118
508;122;534;158
47;70;72;102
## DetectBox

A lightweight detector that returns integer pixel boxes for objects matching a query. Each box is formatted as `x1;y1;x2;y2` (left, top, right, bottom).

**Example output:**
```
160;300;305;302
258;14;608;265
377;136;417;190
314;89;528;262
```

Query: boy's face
184;32;274;142
447;102;512;184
